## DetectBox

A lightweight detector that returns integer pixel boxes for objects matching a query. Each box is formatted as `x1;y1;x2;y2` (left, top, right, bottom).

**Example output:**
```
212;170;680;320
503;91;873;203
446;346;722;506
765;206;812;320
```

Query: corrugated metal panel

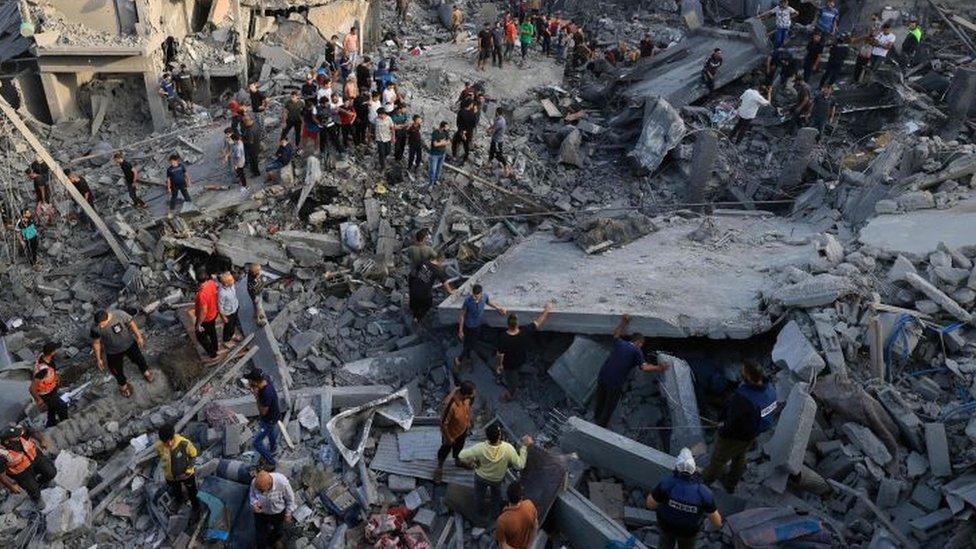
397;427;444;462
369;432;474;487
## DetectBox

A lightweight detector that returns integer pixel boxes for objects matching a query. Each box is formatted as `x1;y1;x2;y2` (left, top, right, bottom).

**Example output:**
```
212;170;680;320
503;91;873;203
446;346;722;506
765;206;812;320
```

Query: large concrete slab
550;488;649;549
623;25;767;107
437;217;817;339
859;198;976;259
547;336;612;406
657;353;706;454
560;416;675;489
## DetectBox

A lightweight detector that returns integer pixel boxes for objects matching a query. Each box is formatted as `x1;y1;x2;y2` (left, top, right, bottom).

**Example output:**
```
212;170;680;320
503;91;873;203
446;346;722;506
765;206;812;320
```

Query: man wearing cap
250;470;296;548
0;424;56;501
246;369;281;469
30;342;69;427
646;448;722;549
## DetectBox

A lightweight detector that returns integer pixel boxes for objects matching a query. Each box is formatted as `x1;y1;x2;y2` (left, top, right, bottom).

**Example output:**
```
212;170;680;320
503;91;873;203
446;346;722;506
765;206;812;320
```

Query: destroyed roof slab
858;198;976;258
437;216;817;339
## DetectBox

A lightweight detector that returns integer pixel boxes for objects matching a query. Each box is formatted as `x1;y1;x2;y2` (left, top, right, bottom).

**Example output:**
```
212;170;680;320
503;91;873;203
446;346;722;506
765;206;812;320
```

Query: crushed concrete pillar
924;422;951;477
687;129;717;202
904;272;972;323
777;127;819;190
560;416;675;489
550;488;649;549
771;321;826;382
657;353;705;454
764;382;816;492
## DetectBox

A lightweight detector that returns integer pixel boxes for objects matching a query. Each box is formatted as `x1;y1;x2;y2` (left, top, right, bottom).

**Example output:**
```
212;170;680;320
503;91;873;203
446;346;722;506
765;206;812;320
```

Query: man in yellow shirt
155;423;201;518
458;423;533;518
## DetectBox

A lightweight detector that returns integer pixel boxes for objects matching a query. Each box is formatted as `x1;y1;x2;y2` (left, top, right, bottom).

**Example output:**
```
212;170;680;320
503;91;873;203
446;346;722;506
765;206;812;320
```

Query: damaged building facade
1;0;976;547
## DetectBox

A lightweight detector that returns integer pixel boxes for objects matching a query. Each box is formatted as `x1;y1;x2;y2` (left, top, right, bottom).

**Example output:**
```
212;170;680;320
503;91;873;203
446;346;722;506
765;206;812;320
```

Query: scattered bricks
765;382;817;475
906;451;929;478
771;321;826;382
904;272;972;323
876;478;902;509
876;387;924;453
815;440;843;455
910;483;942;512
816;448;856;480
910;376;943;402
809;233;845;272
887;255;918;283
413;507;436;529
841;423;892;466
404;487;431;510
387;474;416;493
874;199;898;214
924;423;952;478
288;329;324;358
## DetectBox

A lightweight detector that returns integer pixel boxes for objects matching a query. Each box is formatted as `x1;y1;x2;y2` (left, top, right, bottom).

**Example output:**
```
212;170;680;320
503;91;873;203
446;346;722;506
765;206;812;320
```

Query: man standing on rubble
166;153;193;214
26;167;53;226
814;0;839;37
701;48;722;92
218;272;243;349
901;20;922;67
246;368;281;469
343;27;360;64
451;100;478;165
249;82;268;133
496;303;553;401
247;263;268;326
518;16;536;64
729;85;770;144
819;34;849;88
65;169;94;223
194;269;221;362
702;360;777;493
428;121;451;187
251;470;296;548
113;153;148;209
280;90;304;146
459;424;532;518
374;107;395;172
155;423;202;519
0;425;55;501
809;83;837;140
31;342;69;428
91;309;153;397
478;22;493;71
868;23;897;74
766;0;798;48
647;448;722;549
495;481;539;549
405;228;437;268
487;110;513;178
434;380;476;481
455;284;507;372
492;21;506;68
593;315;669;427
409;255;456;322
802;31;825;82
406;114;424;173
791;74;813;128
242;117;262;179
451;5;463;43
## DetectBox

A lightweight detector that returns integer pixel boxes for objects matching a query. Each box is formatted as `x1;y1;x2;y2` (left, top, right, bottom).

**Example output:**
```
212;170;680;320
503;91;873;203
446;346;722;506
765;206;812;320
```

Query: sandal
119;384;132;397
143;371;154;383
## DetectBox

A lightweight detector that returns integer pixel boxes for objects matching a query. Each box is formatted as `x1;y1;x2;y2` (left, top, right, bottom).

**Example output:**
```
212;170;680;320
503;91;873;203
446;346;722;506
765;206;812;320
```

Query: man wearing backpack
701;360;777;493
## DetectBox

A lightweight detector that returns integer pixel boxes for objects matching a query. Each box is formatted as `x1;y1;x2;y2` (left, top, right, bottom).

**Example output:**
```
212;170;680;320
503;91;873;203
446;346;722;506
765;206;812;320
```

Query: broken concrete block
924;422;951;477
657;353;705;454
224;424;243;457
841;422;893;465
560;416;675;489
904;272;972;323
41;485;68;513
887;255;918;283
46;488;91;539
768;274;854;308
932;265;969;286
558;128;584;168
387;474;416;493
771;321;826;382
876;478;901;509
809;234;844;272
548;336;612;406
297;405;319;431
938;241;973;270
413;507;436;529
404;486;430;510
896;191;935;211
765;382;816;475
628;96;685;174
876;386;924;453
53;450;94;491
289;329;323;358
910;482;942;512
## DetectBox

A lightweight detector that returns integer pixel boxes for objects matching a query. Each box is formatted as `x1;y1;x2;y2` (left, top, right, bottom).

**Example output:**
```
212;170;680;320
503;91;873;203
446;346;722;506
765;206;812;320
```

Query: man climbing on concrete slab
0;425;55;501
455;284;507;372
647;448;722;549
246;368;281;470
31;342;69;428
593;314;669;428
495;481;538;549
155;423;202;520
458;423;532;519
194;268;221;362
408;255;456;323
113;152;147;209
434;380;476;482
496;302;553;401
91;309;153;397
701;360;777;493
250;470;296;549
701;48;722;92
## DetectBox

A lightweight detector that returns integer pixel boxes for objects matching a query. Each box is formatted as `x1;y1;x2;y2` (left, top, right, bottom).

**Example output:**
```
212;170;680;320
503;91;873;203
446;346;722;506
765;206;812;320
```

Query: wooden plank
0;95;131;266
951;14;976;34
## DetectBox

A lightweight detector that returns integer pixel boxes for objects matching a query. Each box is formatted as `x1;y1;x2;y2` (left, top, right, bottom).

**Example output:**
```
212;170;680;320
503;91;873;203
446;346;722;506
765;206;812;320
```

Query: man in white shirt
769;0;798;48
250;471;296;548
869;23;896;71
316;80;333;104
730;86;771;144
381;82;398;113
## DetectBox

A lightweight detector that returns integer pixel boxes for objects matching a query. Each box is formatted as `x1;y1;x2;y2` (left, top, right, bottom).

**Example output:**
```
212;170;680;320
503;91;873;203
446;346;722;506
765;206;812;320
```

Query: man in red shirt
194;269;220;361
496;482;538;549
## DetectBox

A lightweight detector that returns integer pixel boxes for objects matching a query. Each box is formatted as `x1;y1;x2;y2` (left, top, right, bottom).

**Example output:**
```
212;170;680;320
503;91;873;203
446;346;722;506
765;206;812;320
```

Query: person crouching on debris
246;368;281;469
91;309;153;397
250;470;296;549
16;208;39;267
156;423;202;520
31;342;69;427
593;315;669;427
455;284;507;372
701;48;722;91
434;380;476;482
166;153;193;214
702;360;777;493
496;303;553;401
265;136;295;183
218;271;243;349
0;424;56;501
647;448;722;549
496;481;538;549
459;424;531;518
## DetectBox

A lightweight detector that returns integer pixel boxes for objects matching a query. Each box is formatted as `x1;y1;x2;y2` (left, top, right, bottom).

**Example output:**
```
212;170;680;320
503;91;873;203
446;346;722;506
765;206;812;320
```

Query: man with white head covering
646;448;722;549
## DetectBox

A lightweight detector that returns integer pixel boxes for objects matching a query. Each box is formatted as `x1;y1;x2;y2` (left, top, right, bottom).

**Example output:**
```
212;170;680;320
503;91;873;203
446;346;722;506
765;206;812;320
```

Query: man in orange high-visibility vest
30;341;69;427
0;425;56;500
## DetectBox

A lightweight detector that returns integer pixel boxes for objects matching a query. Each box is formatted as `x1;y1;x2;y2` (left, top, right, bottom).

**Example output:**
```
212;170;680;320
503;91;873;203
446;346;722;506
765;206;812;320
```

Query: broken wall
152;0;199;39
47;0;123;35
306;0;382;48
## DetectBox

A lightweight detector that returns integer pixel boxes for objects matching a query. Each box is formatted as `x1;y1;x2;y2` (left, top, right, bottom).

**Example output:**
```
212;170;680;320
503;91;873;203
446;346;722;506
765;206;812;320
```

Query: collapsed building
1;0;976;547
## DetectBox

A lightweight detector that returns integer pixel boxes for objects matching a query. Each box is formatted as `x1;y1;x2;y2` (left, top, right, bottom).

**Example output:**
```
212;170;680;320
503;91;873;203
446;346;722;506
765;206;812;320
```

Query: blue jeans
254;420;278;465
428;153;445;187
773;28;788;48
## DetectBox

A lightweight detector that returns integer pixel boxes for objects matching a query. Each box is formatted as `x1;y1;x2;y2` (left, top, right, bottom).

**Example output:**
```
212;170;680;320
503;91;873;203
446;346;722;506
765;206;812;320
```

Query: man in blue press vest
647;448;722;549
701;360;777;493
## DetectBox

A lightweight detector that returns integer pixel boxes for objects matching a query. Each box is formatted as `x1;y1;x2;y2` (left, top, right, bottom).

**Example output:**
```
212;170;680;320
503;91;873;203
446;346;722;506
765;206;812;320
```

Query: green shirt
391;112;409;137
458;441;527;483
519;22;535;45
